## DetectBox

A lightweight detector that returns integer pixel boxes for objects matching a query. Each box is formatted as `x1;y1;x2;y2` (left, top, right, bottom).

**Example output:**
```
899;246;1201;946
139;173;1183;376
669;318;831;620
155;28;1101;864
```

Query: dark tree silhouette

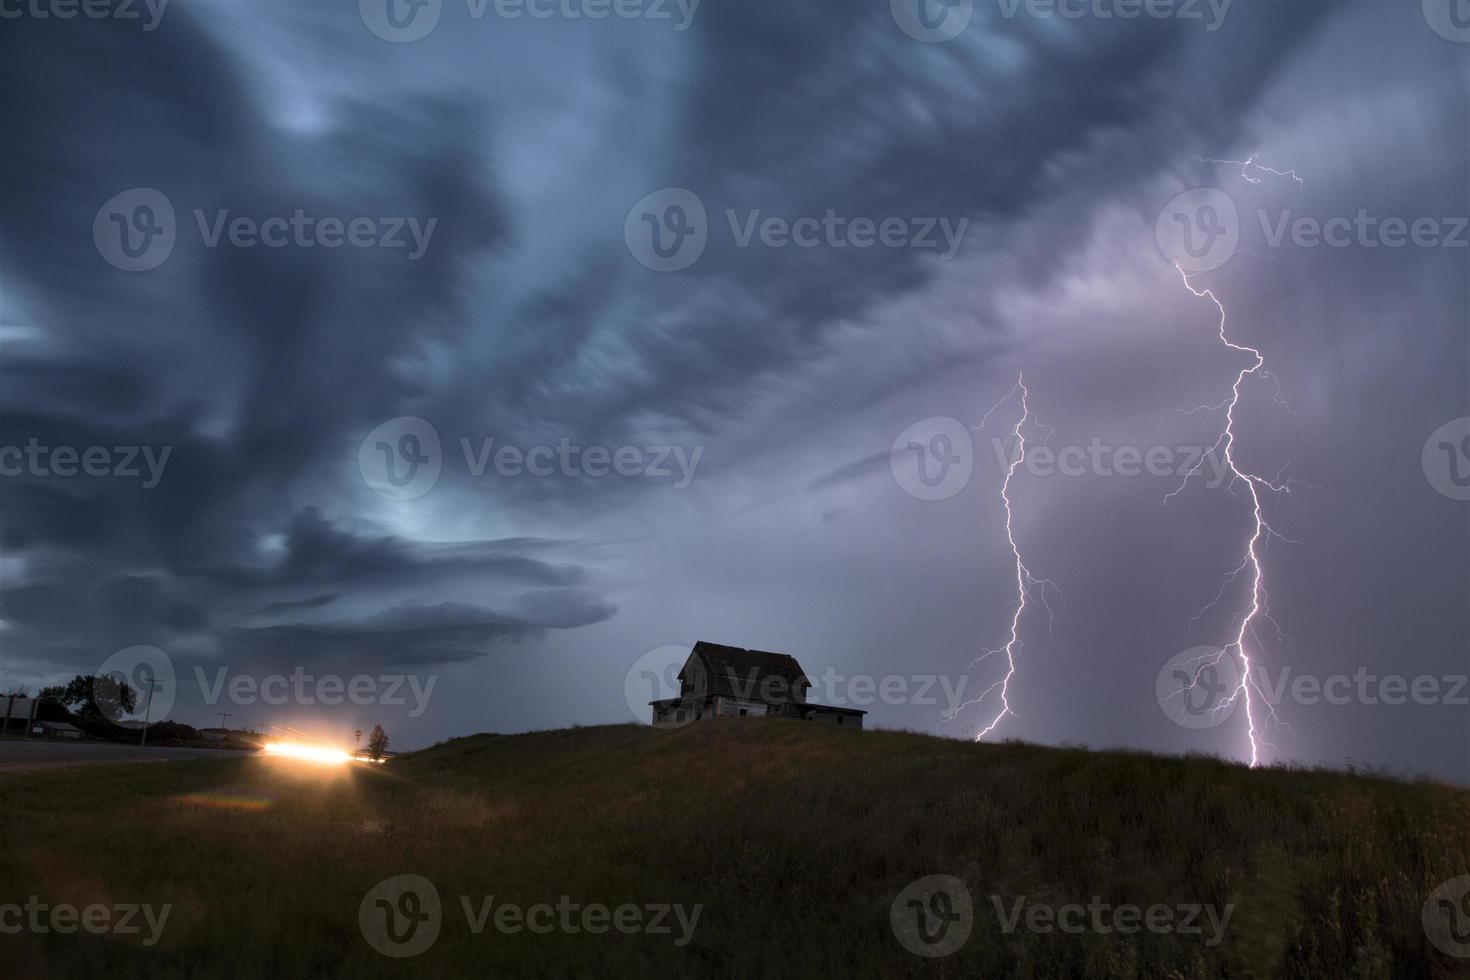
367;724;389;761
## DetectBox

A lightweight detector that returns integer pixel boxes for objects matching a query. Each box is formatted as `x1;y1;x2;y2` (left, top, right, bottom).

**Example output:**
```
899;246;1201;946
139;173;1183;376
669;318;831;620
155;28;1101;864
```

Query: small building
650;641;865;729
32;721;83;739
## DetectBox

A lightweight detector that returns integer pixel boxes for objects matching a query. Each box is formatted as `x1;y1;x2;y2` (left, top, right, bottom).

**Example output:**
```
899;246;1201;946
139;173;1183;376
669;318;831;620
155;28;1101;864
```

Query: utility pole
217;712;232;731
138;678;164;747
354;729;363;760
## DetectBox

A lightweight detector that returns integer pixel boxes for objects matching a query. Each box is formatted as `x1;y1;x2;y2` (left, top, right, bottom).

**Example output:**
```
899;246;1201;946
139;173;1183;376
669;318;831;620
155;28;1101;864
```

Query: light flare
263;741;354;765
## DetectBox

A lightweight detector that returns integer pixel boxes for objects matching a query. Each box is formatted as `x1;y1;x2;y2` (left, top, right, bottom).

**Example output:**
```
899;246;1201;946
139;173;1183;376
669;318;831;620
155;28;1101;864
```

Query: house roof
687;640;810;699
36;721;81;731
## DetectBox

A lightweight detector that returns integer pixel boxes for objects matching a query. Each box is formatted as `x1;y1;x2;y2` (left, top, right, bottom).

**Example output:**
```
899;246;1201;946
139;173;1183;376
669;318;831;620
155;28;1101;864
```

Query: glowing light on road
263;741;353;765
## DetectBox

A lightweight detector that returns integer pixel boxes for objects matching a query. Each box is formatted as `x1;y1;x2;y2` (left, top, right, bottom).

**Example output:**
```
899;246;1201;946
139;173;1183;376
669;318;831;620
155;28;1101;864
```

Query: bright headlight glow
263;741;353;764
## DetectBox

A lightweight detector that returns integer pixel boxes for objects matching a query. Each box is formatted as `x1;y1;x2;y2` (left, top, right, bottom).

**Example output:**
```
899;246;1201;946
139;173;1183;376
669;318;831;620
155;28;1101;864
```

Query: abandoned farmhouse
650;641;866;729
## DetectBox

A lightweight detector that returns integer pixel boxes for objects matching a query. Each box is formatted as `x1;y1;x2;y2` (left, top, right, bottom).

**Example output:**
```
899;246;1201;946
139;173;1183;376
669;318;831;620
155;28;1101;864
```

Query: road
0;739;256;772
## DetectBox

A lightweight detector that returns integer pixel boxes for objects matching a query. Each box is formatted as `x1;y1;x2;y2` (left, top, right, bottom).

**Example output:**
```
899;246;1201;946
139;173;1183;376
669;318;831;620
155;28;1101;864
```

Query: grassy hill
1;721;1466;978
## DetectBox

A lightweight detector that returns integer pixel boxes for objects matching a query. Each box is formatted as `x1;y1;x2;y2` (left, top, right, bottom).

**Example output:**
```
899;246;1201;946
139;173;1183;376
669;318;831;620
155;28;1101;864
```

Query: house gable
679;640;810;704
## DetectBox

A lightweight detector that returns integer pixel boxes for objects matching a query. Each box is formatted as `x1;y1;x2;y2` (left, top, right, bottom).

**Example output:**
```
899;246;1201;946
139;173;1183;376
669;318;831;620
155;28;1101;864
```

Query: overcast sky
1;0;1466;781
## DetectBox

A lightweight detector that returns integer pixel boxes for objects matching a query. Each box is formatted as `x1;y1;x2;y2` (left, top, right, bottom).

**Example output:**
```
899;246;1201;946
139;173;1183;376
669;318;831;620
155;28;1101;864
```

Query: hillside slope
390;722;1467;978
0;721;1466;978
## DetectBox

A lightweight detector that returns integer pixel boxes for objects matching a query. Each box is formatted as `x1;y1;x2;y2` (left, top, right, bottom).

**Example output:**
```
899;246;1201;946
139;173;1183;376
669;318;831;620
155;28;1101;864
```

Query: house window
738;708;748;717
837;716;844;725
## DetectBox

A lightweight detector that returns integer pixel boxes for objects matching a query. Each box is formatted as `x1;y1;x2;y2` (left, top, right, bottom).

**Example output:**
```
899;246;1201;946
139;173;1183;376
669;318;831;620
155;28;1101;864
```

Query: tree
366;724;389;761
41;674;137;722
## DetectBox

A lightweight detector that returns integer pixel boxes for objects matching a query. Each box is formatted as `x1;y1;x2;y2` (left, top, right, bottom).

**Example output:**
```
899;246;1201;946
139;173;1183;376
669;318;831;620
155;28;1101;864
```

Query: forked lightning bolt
947;373;1057;741
1167;158;1303;767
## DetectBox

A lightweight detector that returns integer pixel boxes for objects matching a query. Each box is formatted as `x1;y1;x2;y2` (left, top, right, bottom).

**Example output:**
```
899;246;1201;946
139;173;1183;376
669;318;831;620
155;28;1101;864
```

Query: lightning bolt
1198;154;1303;186
1167;159;1304;767
945;373;1058;741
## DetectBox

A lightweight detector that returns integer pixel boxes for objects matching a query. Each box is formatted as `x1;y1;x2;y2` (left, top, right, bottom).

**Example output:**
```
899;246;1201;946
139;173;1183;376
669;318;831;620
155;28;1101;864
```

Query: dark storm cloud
0;0;1463;781
215;595;617;667
806;450;896;494
185;508;587;590
254;594;340;616
438;0;1332;505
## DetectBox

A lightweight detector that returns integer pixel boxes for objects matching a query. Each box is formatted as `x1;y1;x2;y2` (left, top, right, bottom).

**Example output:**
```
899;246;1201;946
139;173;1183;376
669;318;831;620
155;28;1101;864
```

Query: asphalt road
0;739;255;771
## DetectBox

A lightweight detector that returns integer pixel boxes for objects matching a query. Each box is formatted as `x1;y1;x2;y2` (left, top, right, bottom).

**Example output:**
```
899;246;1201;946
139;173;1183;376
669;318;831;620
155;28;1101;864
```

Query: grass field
1;721;1467;978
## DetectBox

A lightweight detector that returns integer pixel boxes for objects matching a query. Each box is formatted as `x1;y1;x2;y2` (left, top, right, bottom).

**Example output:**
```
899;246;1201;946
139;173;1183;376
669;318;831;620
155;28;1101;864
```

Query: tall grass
0;721;1465;978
